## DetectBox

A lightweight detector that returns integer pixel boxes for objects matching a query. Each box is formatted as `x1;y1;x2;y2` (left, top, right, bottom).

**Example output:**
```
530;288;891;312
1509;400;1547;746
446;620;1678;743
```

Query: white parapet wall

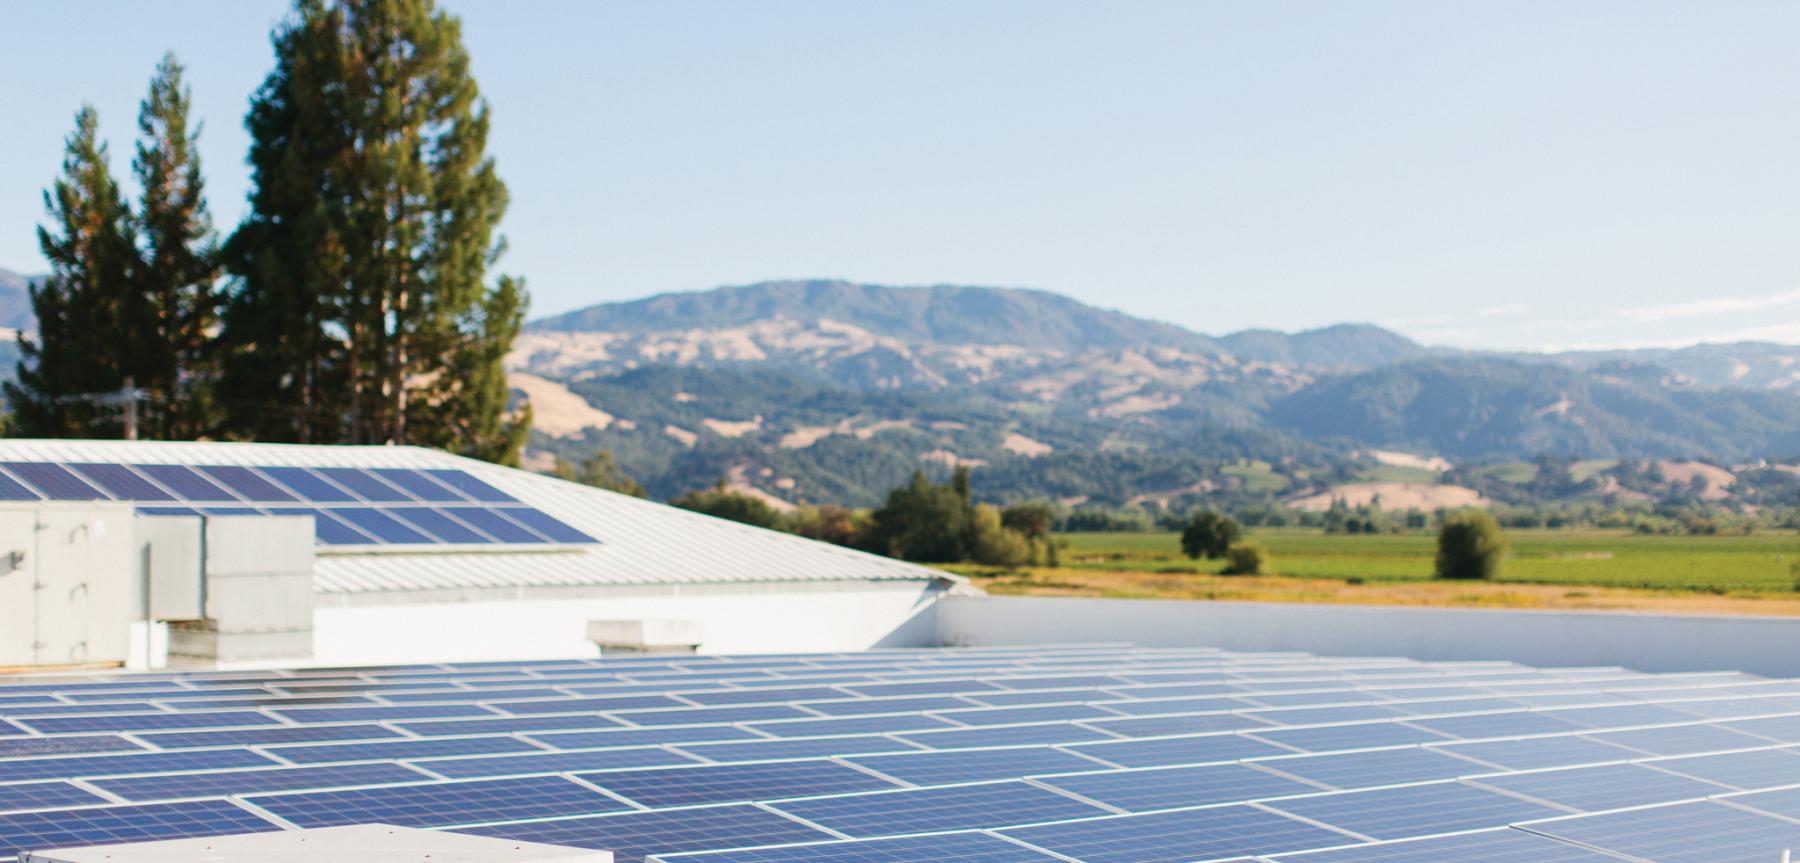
938;595;1800;678
308;581;943;666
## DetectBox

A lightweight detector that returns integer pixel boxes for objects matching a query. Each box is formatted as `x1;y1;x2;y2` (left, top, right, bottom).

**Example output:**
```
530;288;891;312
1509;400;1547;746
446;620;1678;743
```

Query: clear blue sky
3;1;1797;351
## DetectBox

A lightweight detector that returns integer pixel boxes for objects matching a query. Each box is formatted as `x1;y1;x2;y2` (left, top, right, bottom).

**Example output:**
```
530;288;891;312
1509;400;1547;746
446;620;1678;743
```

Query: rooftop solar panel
748;713;953;737
65;463;174;500
413;746;699;779
843;746;1101;786
1468;762;1726;812
1428;735;1639;771
0;469;40;500
0;781;108;814
1520;800;1800;863
1251;721;1454;753
653;831;1069;863
263;507;375;544
131;464;237;500
675;735;919;763
2;462;105;500
424;469;518;502
1000;803;1354;863
1040;761;1321;812
0;736;143;757
193;465;295;502
771;780;1108;837
92;762;430;802
17;709;276;735
501;507;600;543
528;725;764;751
1084;713;1277;738
1646;747;1800;789
1262;782;1566;840
1066;731;1296;768
1256;748;1483;789
246;774;632;829
258;466;357;502
265;735;543;764
1587;723;1773;756
897;722;1116;749
437;506;546;543
371;468;470;502
383;506;496;544
457;803;831;863
1266;827;1624;862
316;467;413;501
0;799;279;861
577;760;900;808
0;748;276;782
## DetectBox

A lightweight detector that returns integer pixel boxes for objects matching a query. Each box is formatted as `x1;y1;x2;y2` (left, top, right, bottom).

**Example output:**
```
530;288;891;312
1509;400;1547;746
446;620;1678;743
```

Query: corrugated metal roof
0;440;953;594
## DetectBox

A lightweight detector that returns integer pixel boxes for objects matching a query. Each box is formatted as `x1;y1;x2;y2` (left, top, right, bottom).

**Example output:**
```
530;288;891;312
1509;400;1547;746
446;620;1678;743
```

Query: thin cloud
1620;288;1800;323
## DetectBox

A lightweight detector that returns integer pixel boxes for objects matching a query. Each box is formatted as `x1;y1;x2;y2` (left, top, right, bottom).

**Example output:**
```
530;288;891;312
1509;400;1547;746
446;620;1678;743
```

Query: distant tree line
8;0;528;464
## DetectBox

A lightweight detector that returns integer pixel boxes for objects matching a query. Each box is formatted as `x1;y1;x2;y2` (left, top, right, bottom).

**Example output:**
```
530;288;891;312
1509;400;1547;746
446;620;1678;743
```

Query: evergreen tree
6;108;136;437
132;54;220;439
221;0;528;461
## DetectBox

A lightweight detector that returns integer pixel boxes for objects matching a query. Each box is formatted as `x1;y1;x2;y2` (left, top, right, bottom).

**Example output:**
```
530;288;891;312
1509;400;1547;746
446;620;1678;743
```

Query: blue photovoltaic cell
0;736;143;757
0;799;279;860
1256;749;1483;789
1266;827;1623;862
263;508;375;545
1649;748;1800;789
1096;695;1250;716
1000;803;1351;863
897;722;1115;749
65;463;174;501
845;747;1103;786
1536;703;1699;729
652;831;1067;863
457;804;831;863
840;680;1000;698
500;694;685;715
273;703;494;723
259;466;357;502
133;464;238;500
1721;713;1800;742
316;467;413;502
1587;723;1772;756
578;760;900;808
383;507;493;544
1066;733;1294;768
1084;713;1277;738
194;465;295;501
682;687;849;706
93;762;429;802
414;746;699;779
266;735;542;764
0;748;277;782
625;705;814;728
247;774;630;829
425;469;518;502
439;507;545;543
19;710;277;735
1470;762;1725;812
1727;785;1800;820
747;713;951;737
330;507;435;543
0;469;40;500
677;735;920;763
935;703;1117;726
372;468;469;502
2;462;105;500
999;675;1128;690
498;507;598;543
1263;782;1564;840
1041;762;1320;812
0;781;108;813
771;781;1108;838
1430;736;1639;771
1251;721;1454;752
1524;800;1800;863
136;724;403;749
394;714;619;736
1405;711;1587;739
1247;705;1407;726
528;725;763;751
132;506;197;518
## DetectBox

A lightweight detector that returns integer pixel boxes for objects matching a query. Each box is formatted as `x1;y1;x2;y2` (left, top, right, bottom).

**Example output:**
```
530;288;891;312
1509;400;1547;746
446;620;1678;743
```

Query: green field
1060;529;1800;594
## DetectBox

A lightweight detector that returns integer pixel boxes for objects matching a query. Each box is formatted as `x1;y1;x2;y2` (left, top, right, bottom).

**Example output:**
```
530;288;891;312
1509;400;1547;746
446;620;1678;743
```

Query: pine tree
6;108;136;437
220;0;529;462
132;54;220;439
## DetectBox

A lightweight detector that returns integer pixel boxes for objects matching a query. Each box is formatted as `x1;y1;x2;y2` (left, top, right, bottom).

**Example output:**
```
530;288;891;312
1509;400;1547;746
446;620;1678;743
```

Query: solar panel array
1;646;1799;862
0;461;595;547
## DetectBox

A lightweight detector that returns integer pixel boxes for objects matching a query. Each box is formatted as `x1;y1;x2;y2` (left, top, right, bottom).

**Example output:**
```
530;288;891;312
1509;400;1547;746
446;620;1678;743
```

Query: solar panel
0;748;276;782
133;464;238;500
1085;713;1277;738
1647;747;1800;789
194;465;296;501
1261;782;1565;840
1726;785;1800;820
92;762;430;801
999;803;1354;863
897;722;1115;749
424;469;518;502
273;703;496;723
1520;800;1800;863
328;507;436;543
1587;723;1772;756
501;507;599;543
372;468;470;502
1429;735;1639;770
265;735;543;764
769;780;1108;837
18;709;276;734
1250;721;1454;752
0;736;143;757
651;831;1068;863
1039;762;1320;812
246;774;631;829
66;463;174;501
1469;762;1726;812
0;799;279;860
747;713;952;737
457;804;831;863
842;746;1097;786
1067;731;1296;768
0;469;40;500
1256;748;1483;789
528;725;763;750
264;507;375;544
259;466;358;502
577;760;900;808
2;462;105;500
316;467;413;501
135;723;403;749
394;714;620;736
1404;710;1585;739
384;507;495;544
414;746;699;779
1096;695;1250;715
438;506;547;543
1265;827;1623;862
675;735;919;763
0;781;108;814
629;705;816;728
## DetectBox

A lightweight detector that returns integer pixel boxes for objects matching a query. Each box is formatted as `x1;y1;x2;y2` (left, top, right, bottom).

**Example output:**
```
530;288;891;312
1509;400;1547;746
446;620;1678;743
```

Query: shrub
1221;542;1268;576
1435;510;1506;580
1181;510;1242;560
968;505;1032;568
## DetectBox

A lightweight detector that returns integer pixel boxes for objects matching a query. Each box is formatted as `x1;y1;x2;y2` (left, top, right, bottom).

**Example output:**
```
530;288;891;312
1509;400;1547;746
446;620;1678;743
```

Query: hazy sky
3;1;1797;351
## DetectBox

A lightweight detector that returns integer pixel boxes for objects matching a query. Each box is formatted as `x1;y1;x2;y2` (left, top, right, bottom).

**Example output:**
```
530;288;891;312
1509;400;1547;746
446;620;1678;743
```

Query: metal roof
0;440;952;595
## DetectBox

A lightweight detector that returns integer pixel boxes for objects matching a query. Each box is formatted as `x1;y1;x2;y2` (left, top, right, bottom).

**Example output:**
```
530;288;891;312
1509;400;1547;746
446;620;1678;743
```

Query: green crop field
1060;529;1800;594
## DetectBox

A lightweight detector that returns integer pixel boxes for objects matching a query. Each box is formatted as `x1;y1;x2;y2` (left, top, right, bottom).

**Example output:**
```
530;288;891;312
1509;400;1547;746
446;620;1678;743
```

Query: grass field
953;528;1800;615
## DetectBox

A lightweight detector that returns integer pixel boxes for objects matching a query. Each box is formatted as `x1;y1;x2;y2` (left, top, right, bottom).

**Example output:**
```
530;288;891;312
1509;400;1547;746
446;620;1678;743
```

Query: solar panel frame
998;802;1356;863
65;463;175;501
769;780;1110;837
1;462;106;500
455;803;832;863
576;760;902;808
1259;781;1568;841
192;465;296;502
0;799;279;861
246;773;632;829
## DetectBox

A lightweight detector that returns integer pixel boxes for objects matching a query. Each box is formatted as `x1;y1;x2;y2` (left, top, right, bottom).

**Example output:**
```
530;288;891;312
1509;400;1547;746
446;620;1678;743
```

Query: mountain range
6;272;1799;508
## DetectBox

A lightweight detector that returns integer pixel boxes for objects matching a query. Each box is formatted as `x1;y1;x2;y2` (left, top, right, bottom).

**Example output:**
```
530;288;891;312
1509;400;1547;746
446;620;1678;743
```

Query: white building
0;440;961;669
